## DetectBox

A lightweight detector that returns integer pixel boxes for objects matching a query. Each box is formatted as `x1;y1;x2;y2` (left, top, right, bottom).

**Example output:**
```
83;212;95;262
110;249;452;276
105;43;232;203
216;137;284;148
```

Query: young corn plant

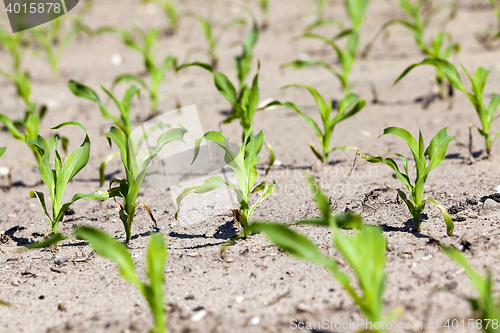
102;124;187;243
175;123;275;238
255;0;270;29
265;85;365;163
284;0;370;95
395;59;500;156
28;122;108;236
362;127;455;235
29;227;169;332
144;0;180;35
475;0;500;47
31;17;89;77
74;227;168;333
68;80;140;184
441;246;500;333
249;176;402;332
177;23;259;137
99;27;177;117
362;0;459;98
0;26;27;73
0;71;62;167
193;15;245;69
0;147;5;159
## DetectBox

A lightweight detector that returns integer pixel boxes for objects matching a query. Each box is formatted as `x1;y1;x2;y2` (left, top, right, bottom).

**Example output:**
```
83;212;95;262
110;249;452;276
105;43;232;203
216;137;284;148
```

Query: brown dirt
1;0;500;332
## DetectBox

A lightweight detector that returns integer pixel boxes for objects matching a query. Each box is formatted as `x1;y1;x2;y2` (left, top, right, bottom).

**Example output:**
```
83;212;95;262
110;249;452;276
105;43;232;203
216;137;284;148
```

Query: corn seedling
144;0;180;35
30;227;169;332
475;0;500;47
31;17;89;77
249;175;401;333
265;85;365;163
175;123;275;238
99;27;176;117
178;23;261;137
285;0;370;95
395;59;500;156
0;147;5;159
28;122;108;237
68;80;142;184
74;227;168;332
362;126;455;235
194;15;246;69
255;0;270;29
0;71;63;166
0;26;27;73
102;124;187;243
441;246;500;333
362;0;458;98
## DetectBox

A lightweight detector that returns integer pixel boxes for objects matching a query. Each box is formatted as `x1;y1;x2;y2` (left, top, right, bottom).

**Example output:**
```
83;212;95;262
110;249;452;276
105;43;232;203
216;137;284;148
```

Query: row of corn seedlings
1;0;500;332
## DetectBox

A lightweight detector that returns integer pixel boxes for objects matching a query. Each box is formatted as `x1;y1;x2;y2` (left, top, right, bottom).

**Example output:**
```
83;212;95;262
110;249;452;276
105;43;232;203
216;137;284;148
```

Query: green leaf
0;147;5;158
29;191;53;229
24;233;67;249
114;74;148;90
73;226;142;287
379;126;424;172
487;93;500;125
99;152;120;186
145;233;167;331
362;156;413;192
333;225;387;322
263;141;275;175
263;100;323;141
425;198;454;236
248;181;276;218
135;127;188;186
305;174;331;218
243;131;264;195
441;246;492;303
52;122;91;208
424;127;456;174
394;58;466;93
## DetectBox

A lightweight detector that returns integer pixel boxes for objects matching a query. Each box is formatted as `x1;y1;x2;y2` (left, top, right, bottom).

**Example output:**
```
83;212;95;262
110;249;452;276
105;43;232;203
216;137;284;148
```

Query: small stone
236;296;244;303
7;214;15;218
226;257;234;263
57;302;67;312
187;252;199;257
250;317;260;325
190;310;207;322
170;222;177;227
295;302;314;313
403;245;416;254
421;251;434;261
39;295;45;300
111;54;123;66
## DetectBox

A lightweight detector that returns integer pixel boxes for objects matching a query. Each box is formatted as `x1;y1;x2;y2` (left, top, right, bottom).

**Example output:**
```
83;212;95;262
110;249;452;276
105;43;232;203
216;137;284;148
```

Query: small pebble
111;54;123;66
187;252;199;257
226;257;234;263
236;296;244;303
39;295;45;300
190;310;207;322
250;317;260;325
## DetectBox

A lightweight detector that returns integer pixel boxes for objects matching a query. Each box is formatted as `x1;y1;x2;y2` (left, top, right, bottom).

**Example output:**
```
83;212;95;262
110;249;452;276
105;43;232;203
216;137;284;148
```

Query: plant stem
412;210;421;233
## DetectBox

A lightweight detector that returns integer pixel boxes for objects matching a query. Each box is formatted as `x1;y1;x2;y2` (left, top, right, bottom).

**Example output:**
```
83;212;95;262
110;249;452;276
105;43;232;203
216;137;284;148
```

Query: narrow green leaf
73;226;142;287
426;198;454;236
